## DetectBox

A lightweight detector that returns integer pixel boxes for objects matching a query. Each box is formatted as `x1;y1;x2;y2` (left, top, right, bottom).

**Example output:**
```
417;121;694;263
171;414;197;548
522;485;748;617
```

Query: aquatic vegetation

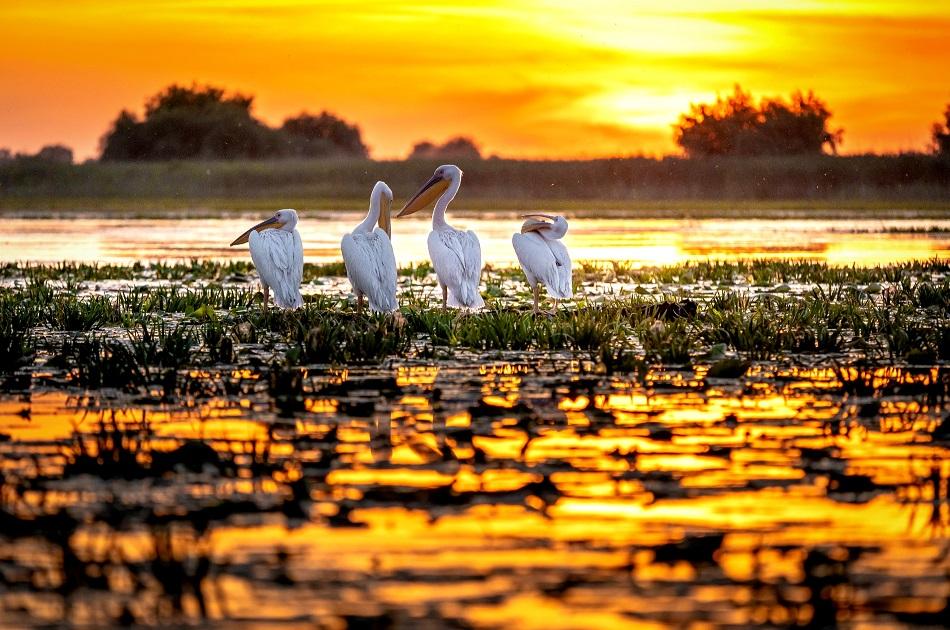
258;309;414;364
55;336;145;389
45;294;120;330
0;324;33;373
128;319;198;369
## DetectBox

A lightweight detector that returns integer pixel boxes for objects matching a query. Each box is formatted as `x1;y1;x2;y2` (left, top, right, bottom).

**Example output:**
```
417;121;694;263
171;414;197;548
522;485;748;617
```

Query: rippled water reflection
0;215;947;264
1;355;947;627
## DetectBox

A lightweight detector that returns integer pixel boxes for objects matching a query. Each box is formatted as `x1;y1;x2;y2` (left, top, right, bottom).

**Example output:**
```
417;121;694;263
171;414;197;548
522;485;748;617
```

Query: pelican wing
249;229;303;308
341;228;398;312
547;238;573;298
513;232;572;299
428;228;484;308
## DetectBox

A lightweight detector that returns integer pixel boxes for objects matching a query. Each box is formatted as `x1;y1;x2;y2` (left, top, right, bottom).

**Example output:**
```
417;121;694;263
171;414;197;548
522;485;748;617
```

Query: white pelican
341;181;398;313
512;213;572;312
396;164;484;309
230;209;303;309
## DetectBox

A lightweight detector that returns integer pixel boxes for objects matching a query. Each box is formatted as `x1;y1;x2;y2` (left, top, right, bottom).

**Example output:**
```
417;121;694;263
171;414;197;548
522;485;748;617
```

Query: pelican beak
378;196;393;238
520;213;555;234
397;173;449;217
230;216;282;246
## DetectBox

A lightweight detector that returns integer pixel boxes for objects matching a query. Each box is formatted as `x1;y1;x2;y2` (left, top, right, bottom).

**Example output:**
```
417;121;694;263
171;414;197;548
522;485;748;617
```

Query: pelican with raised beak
230;209;303;309
512;213;572;312
396;164;484;309
341;181;398;313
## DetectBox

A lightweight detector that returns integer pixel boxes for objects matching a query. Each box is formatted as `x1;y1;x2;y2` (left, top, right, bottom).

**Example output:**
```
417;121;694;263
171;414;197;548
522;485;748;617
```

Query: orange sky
1;1;949;160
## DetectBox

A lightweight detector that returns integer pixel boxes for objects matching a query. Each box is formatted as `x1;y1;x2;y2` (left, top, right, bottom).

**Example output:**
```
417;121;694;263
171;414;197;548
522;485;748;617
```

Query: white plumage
512;214;572;311
231;208;303;309
341;181;398;313
427;227;484;308
397;164;484;309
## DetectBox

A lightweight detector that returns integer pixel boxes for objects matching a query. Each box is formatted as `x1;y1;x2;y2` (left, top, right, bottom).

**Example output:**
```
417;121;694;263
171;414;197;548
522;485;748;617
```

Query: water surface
0;215;947;265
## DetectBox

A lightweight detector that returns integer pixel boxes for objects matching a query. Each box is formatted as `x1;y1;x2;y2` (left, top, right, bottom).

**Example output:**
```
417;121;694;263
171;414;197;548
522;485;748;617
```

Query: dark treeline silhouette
99;84;367;160
676;85;842;157
934;104;950;158
0;144;73;164
409;136;482;160
3;154;948;203
3;86;950;204
280;112;367;157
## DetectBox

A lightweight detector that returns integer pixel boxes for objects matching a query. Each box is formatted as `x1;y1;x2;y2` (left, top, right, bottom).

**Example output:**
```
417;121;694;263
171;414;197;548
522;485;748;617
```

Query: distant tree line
99;84;368;160
6;83;950;163
0;144;73;164
675;85;843;157
409;136;481;159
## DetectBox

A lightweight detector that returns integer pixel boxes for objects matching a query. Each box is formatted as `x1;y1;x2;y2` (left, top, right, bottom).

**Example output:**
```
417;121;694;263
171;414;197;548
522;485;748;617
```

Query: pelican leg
357;294;365;315
550;299;559;316
532;283;540;314
263;285;270;309
441;284;448;310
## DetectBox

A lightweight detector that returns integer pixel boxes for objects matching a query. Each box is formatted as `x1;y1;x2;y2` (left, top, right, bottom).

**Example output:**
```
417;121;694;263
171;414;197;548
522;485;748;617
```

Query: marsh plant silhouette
675;85;842;157
99;84;367;160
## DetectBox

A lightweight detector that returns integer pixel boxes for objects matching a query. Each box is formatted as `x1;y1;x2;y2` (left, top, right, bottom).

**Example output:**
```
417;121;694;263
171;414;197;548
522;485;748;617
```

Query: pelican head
520;213;568;239
231;209;298;246
373;181;394;237
397;164;462;217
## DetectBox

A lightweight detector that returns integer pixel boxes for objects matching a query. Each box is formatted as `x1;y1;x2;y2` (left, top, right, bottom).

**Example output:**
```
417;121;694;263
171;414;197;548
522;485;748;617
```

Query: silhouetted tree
1;145;74;163
100;85;370;161
409;136;481;159
409;141;436;157
100;84;279;160
675;85;842;157
933;103;950;157
278;111;367;157
34;144;73;164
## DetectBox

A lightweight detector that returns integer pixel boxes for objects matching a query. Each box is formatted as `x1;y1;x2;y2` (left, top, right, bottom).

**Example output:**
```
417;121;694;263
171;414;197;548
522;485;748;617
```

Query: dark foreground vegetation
0;258;948;627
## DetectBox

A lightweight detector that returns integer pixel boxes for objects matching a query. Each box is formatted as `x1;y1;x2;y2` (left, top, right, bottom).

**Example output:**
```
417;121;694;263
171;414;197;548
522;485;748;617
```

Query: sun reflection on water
1;355;947;627
0;216;946;265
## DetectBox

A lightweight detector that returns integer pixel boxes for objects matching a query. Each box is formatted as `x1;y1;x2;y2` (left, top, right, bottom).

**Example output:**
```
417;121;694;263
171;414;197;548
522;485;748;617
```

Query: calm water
0;215;947;265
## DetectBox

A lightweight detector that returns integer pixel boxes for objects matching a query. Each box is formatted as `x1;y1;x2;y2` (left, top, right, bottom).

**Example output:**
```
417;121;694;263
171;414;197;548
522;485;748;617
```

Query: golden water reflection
0;359;947;627
0;216;946;265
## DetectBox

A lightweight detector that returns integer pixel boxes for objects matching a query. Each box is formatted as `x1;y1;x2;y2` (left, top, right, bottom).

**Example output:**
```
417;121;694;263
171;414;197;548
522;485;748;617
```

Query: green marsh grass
0;259;945;380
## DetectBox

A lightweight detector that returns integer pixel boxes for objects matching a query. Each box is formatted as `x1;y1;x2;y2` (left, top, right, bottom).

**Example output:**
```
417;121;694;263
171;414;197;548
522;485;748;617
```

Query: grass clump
56;336;145;389
45;295;120;331
128;319;197;369
0;324;34;373
294;312;410;364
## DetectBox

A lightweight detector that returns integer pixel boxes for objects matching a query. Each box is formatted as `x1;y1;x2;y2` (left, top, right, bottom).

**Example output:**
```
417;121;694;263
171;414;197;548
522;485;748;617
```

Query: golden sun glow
1;1;948;159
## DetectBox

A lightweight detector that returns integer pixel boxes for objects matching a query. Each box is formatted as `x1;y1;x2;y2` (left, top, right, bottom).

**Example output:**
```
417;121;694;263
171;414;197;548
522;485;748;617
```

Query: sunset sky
1;0;949;160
